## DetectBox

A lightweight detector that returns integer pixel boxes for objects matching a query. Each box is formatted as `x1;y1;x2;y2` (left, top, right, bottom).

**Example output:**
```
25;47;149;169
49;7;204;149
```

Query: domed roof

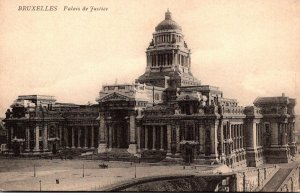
155;10;182;31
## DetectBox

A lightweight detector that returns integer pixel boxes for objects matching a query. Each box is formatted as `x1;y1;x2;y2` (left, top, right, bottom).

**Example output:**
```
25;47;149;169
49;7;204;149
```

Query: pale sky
0;0;299;116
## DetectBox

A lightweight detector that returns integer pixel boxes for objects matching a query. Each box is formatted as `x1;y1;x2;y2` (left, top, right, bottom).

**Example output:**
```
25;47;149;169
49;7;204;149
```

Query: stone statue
5;109;11;118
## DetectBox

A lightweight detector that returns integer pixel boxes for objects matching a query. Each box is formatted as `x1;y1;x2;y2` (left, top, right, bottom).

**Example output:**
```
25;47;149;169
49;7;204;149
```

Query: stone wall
236;165;278;192
99;174;237;192
277;166;300;192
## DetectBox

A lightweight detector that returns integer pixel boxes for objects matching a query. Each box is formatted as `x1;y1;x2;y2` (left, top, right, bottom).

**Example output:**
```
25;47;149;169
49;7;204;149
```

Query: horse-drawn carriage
98;163;108;169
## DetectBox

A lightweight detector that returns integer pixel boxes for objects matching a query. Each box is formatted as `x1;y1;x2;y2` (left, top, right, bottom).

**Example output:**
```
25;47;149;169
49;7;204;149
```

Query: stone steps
97;148;135;162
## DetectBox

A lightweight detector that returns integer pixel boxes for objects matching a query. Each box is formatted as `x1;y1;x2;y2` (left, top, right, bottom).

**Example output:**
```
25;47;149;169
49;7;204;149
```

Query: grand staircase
141;150;167;163
97;149;167;163
97;148;135;162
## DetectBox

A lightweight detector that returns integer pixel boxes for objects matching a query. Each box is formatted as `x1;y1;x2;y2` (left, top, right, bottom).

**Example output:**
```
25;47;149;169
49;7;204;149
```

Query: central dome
155;10;182;31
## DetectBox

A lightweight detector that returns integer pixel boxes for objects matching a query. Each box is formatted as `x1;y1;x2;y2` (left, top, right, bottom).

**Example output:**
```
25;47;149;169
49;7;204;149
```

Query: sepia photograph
0;0;300;191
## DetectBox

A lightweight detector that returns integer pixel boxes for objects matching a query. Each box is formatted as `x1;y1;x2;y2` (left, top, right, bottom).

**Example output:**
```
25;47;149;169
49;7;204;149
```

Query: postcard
0;0;299;192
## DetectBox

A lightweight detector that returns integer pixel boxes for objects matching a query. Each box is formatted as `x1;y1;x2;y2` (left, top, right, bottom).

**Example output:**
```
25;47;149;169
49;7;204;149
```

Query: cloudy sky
0;0;299;116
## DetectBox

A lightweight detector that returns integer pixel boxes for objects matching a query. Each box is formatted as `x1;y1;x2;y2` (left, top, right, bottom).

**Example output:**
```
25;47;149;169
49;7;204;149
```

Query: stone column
166;125;172;157
241;125;244;148
289;122;297;155
145;126;148;150
234;125;237;150
91;126;94;149
127;111;137;154
245;120;262;167
246;122;256;148
71;127;75;148
34;125;40;152
84;126;88;148
25;127;30;151
237;125;239;149
174;53;177;66
59;125;63;147
239;125;242;149
172;51;175;66
292;123;296;142
165;54;167;66
219;123;224;159
160;126;164;150
78;127;81;148
210;122;218;158
116;126;120;148
258;124;261;146
199;124;205;155
43;125;48;151
195;124;199;142
7;127;11;150
152;126;156;150
98;112;107;153
112;125;115;147
64;127;69;148
256;124;259;147
175;124;180;155
136;125;141;153
108;125;112;150
129;112;136;143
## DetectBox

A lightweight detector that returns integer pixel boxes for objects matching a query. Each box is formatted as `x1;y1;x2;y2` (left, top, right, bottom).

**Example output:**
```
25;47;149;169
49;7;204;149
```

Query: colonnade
23;125;51;152
142;125;166;150
154;33;182;44
222;123;246;165
223;123;245;150
256;123;263;147
278;122;295;145
66;126;97;149
147;53;190;67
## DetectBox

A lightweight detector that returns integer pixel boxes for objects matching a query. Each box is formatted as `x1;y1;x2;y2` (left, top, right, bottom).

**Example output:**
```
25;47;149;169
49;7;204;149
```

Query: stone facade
3;11;297;168
4;96;99;154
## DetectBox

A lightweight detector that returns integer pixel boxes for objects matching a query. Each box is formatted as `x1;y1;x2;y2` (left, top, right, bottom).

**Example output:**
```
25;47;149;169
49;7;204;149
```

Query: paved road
260;168;293;192
260;155;300;192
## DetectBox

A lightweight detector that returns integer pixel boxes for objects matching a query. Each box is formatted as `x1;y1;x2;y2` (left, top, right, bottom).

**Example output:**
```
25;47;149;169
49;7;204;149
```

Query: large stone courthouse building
3;10;297;168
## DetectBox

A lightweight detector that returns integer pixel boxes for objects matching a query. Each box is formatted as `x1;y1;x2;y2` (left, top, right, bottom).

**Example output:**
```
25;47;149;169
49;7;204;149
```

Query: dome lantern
155;10;182;31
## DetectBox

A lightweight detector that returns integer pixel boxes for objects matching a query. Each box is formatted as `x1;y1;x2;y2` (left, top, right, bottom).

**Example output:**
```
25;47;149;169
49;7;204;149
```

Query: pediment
99;92;131;102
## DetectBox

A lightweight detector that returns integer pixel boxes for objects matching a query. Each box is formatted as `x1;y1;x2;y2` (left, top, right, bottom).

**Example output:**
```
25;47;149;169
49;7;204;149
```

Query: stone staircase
141;150;167;163
97;148;135;162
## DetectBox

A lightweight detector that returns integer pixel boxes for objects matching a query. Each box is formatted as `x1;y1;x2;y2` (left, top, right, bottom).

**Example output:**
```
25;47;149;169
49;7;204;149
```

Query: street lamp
39;180;41;191
34;164;36;177
134;163;137;179
82;162;85;178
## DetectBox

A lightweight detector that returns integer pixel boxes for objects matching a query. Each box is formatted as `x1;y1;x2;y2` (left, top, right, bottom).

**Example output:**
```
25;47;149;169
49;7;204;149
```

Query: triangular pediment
98;92;131;102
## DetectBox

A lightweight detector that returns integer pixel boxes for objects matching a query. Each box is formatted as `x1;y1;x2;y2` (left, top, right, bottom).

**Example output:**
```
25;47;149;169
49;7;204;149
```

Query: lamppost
34;164;36;177
134;163;137;179
82;162;85;178
39;180;41;191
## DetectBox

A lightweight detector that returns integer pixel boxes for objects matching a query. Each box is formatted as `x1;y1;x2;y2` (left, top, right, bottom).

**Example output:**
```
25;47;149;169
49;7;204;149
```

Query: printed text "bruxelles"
18;6;58;11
